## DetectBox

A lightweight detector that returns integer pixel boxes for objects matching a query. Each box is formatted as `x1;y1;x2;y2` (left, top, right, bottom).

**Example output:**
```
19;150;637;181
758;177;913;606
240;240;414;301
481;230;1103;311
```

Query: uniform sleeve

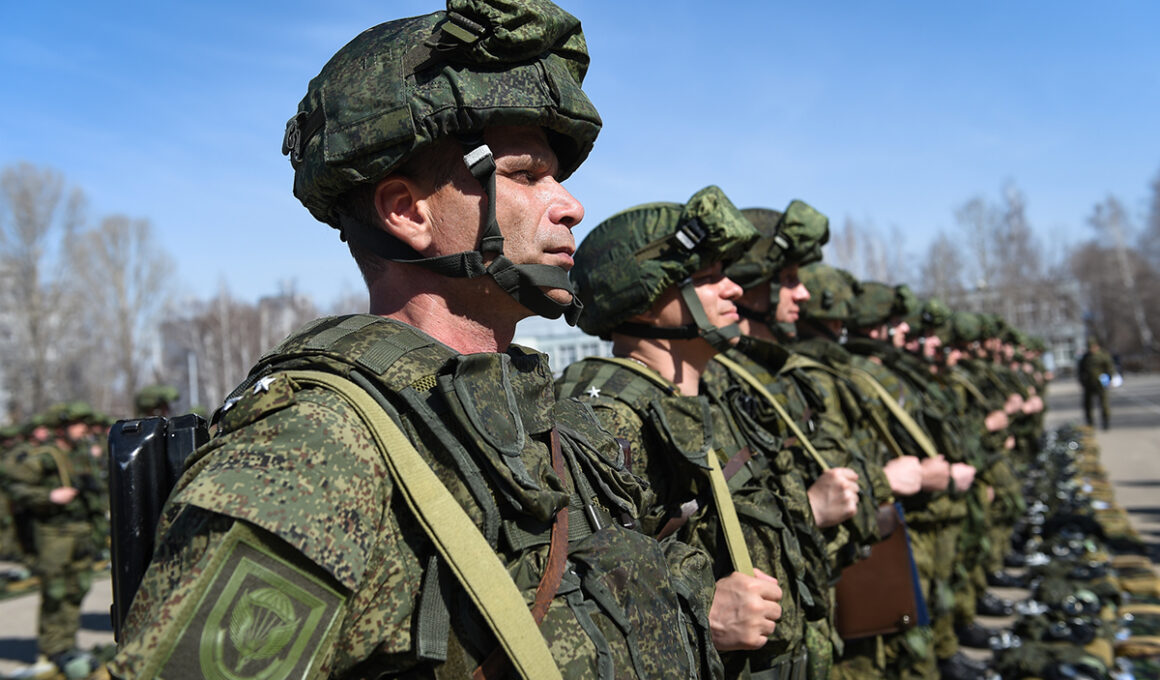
110;382;424;679
5;448;56;514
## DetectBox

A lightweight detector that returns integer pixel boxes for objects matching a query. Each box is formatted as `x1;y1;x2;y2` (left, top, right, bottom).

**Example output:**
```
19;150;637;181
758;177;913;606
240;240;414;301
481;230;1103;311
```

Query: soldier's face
890;320;909;349
66;422;87;441
922;333;942;359
425;126;584;310
645;262;742;342
775;264;809;324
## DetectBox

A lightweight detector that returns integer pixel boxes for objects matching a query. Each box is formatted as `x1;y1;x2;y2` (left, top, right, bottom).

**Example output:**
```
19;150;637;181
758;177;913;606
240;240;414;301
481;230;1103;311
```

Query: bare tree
0;163;86;416
66;215;175;412
1139;167;1160;271
992;183;1043;289
1088;195;1156;351
918;231;965;300
955;196;999;289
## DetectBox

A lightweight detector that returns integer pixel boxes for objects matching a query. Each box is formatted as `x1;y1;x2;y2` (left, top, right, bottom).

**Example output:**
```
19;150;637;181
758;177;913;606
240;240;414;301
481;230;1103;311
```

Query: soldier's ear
374;176;436;254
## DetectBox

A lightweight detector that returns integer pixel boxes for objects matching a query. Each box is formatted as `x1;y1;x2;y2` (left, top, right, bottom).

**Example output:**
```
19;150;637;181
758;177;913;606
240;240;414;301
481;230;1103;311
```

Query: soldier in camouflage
110;2;724;678
1077;338;1115;430
558;186;804;679
5;404;106;676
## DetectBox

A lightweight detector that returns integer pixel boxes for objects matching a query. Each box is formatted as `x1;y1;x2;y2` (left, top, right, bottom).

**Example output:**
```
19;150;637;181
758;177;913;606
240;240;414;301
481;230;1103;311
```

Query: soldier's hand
919;455;951;492
709;568;782;651
1005;393;1024;415
807;467;860;528
949;463;976;492
984;410;1009;432
1004;435;1016;450
50;487;78;505
882;455;922;496
1022;395;1044;414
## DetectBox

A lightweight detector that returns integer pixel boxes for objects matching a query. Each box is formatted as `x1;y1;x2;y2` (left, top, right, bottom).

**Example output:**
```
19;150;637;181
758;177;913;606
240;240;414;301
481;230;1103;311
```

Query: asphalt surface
0;373;1156;675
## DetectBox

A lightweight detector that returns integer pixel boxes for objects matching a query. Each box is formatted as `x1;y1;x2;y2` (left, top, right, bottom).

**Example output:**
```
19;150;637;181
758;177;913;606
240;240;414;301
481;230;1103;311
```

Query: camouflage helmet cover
136;385;180;413
849;281;896;329
283;0;602;229
894;284;919;320
948;310;982;345
726;200;831;290
799;263;858;322
572;185;759;337
920;298;952;333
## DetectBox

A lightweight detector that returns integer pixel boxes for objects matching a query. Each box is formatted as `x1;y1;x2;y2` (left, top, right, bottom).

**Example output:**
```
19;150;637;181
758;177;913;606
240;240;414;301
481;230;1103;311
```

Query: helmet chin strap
613;278;740;353
339;136;583;325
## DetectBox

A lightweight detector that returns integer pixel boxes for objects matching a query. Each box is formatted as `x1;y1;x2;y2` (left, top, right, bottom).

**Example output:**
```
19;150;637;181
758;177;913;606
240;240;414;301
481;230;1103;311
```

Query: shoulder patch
218;373;298;434
147;522;345;680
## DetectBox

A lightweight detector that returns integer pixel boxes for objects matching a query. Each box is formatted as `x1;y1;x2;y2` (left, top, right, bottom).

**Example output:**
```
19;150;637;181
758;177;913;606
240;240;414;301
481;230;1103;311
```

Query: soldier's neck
611;336;712;396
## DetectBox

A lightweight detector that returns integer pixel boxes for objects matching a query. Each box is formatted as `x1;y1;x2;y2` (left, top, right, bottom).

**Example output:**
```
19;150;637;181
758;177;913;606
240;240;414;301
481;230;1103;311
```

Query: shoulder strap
949;370;989;406
845;367;937;459
40;445;73;488
712;354;830;472
283;369;563;680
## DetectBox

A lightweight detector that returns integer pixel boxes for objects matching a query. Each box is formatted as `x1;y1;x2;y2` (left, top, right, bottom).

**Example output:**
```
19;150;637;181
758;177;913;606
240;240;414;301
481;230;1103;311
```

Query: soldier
109;2;727;678
1077;338;1114;430
0;423;25;562
704;202;927;680
6;405;106;677
558;186;831;679
133;385;179;418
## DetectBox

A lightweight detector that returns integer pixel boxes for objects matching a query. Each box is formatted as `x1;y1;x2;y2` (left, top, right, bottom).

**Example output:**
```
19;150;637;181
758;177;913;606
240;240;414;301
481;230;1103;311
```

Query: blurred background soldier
132;385;179;418
5;404;105;677
1077;338;1115;430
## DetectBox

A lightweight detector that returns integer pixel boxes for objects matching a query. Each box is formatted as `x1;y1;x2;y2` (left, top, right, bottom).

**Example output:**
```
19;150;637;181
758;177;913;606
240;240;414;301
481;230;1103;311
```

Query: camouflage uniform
112;318;719;679
1077;341;1114;429
560;187;816;679
111;3;721;678
5;409;104;660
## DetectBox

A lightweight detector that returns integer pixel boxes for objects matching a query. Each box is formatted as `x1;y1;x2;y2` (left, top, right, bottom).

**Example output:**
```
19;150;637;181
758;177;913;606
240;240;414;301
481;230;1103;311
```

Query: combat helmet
948;310;982;347
849;281;897;330
571;185;758;351
799;263;858;325
282;0;601;324
136;385;179;416
725;200;830;326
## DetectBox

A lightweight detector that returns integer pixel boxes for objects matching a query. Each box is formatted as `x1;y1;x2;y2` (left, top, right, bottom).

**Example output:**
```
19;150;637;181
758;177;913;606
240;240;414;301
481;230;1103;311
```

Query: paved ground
0;373;1156;675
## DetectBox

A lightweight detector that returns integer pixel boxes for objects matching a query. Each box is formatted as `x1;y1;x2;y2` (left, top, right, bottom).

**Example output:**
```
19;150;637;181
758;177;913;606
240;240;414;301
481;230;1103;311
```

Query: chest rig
223;315;703;680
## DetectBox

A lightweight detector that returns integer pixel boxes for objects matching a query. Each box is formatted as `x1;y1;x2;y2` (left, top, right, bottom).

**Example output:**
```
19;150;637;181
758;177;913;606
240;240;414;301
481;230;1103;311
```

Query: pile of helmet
992;425;1160;680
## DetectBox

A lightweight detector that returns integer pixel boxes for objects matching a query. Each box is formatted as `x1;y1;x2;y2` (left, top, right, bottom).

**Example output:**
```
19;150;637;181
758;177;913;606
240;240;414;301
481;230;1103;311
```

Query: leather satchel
834;503;928;640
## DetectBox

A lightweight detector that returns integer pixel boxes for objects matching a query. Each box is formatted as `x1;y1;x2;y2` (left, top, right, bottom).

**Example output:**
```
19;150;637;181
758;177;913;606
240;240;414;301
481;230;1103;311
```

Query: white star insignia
586;386;601;398
252;376;277;394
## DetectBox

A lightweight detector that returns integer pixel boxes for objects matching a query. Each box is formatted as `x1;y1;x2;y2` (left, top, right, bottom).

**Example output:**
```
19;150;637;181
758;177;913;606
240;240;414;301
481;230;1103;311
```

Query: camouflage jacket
556;356;826;672
110;315;721;680
3;439;104;526
703;341;888;571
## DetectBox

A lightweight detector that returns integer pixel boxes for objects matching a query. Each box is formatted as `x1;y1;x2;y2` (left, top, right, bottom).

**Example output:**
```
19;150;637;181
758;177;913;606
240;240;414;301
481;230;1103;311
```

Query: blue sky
3;1;1158;310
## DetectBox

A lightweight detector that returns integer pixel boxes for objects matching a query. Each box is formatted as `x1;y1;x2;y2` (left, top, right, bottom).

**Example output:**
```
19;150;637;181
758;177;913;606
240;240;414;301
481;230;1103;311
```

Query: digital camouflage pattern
285;0;601;229
725;200;830;291
557;356;821;678
111;316;721;680
571;185;758;338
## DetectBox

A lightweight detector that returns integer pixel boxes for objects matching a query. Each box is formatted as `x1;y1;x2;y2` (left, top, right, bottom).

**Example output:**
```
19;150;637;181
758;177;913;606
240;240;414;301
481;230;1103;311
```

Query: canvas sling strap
949;370;990;407
41;445;74;489
712;354;831;472
587;356;754;576
786;355;937;459
284;369;564;680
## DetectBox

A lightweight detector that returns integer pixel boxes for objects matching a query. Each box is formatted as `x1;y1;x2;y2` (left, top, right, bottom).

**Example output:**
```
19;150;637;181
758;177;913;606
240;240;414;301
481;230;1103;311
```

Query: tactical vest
557;356;827;672
182;315;717;680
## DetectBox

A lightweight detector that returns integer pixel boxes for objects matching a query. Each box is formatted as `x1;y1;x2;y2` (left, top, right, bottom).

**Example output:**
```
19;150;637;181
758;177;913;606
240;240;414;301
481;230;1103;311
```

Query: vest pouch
645;396;715;470
564;525;699;680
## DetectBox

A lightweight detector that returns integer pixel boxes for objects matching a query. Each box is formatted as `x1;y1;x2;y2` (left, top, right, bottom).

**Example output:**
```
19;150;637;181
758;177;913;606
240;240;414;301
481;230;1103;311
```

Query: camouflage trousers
832;626;937;680
907;519;963;661
32;522;94;657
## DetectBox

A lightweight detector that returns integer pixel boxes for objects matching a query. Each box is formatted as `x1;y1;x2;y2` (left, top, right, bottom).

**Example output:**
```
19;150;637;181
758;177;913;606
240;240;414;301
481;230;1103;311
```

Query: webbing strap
585;356;753;574
43;446;73;488
786;355;937;459
713;354;831;472
846;367;938;459
949;371;989;406
283;370;562;680
706;450;754;576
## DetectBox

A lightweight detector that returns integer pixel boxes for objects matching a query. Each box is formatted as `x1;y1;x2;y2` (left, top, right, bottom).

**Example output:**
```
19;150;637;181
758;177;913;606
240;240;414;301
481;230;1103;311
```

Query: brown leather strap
657;499;700;540
473;428;570;680
721;445;753;481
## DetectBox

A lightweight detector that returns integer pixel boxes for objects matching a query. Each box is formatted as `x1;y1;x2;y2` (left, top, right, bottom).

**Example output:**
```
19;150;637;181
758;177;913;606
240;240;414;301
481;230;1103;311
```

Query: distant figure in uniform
1077;338;1114;430
133;385;179;418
